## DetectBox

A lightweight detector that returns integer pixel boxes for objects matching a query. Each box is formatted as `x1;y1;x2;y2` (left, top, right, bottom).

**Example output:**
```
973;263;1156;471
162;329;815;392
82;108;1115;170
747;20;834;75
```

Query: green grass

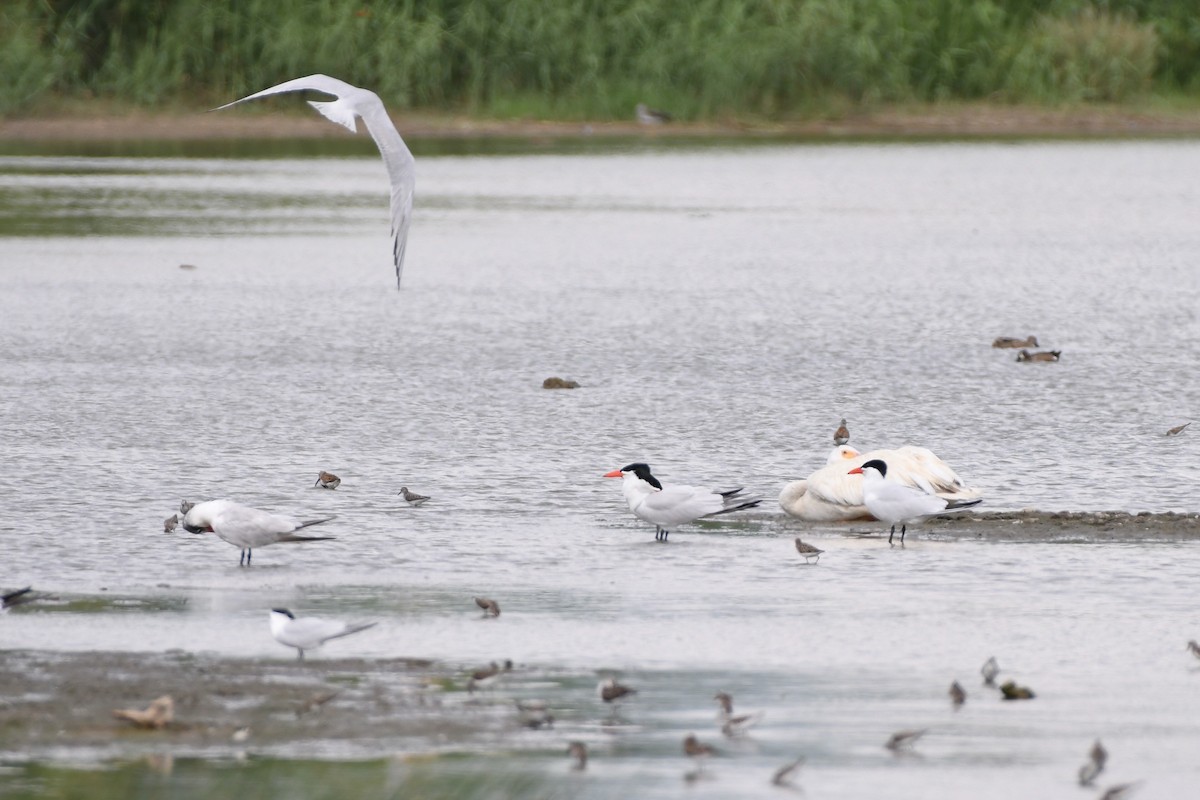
2;1;1198;117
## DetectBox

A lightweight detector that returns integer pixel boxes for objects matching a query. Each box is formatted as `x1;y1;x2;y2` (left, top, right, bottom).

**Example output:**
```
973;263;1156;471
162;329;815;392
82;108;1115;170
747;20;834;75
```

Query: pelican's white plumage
779;445;981;522
182;499;335;564
215;74;416;287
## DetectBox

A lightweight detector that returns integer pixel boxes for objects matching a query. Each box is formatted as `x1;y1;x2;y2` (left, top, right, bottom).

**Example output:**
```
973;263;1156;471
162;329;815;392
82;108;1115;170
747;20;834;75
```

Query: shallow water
1;140;1199;798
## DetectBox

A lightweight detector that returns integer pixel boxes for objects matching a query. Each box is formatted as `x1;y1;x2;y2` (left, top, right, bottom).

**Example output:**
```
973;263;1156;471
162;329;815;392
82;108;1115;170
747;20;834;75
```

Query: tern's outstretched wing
215;74;416;288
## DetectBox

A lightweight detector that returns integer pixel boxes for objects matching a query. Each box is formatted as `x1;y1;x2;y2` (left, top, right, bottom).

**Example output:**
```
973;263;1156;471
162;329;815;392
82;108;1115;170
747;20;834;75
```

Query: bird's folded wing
805;468;865;508
213;504;297;537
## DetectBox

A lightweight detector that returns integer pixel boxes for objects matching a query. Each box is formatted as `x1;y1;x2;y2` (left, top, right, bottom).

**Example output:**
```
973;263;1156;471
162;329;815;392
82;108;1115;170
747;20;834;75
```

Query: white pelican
779;445;981;522
215;74;416;288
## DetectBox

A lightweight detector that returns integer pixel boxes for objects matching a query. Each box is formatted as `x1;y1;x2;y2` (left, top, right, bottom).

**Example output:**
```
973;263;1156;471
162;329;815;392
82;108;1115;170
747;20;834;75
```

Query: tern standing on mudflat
848;459;981;544
269;608;376;661
604;463;761;541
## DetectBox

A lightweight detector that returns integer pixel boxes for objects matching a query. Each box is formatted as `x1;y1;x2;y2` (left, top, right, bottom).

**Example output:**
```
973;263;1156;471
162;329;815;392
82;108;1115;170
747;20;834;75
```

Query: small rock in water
542;377;580;389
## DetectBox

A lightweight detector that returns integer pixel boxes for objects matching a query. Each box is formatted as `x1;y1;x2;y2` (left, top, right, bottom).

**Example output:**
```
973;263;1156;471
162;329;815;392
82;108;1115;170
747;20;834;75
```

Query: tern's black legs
654;527;670;542
887;525;908;545
239;548;253;566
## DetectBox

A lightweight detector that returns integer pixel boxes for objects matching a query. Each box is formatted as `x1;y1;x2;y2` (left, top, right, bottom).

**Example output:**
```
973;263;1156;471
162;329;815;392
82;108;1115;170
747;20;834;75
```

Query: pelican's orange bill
847;467;863;474
603;469;623;478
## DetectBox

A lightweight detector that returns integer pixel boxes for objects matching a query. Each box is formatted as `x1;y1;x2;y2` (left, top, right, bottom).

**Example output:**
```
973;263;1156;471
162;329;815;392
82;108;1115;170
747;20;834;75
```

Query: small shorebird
467;660;511;692
949;680;966;707
833;418;850;445
179;500;195;516
981;656;1000;686
885;729;927;752
567;741;588;770
999;680;1035;700
163;514;178;533
848;459;982;544
604;462;761;542
183;499;335;565
1188;639;1200;660
1079;739;1108;786
635;103;673;125
992;335;1038;349
1;587;36;612
474;596;501;617
314;470;341;489
794;537;824;564
1167;422;1191;436
268;608;376;661
399;486;430;506
598;677;637;703
714;691;763;737
770;757;805;788
113;695;174;729
1016;349;1061;362
683;733;716;759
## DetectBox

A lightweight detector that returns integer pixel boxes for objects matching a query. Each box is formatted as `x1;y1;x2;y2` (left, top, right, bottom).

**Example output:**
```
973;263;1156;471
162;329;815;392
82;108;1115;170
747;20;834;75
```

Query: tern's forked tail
711;492;763;516
943;497;983;511
328;621;378;641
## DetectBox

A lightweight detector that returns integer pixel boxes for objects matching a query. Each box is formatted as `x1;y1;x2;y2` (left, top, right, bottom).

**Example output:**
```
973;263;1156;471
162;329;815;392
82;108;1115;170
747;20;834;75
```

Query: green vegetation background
3;0;1199;117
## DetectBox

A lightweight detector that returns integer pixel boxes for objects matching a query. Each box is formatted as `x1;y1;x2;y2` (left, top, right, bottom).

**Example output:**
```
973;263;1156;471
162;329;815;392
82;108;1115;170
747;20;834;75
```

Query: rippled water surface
1;140;1199;798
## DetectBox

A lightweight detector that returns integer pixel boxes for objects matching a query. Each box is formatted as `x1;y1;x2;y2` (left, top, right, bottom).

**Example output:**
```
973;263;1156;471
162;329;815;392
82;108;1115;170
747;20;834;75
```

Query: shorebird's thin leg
247;548;252;565
900;525;906;544
888;525;895;544
297;649;304;662
239;549;247;566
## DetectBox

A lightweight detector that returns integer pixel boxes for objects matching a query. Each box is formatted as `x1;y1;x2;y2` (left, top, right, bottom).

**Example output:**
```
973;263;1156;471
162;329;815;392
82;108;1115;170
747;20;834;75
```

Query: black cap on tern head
271;608;296;619
860;459;888;477
622;463;663;490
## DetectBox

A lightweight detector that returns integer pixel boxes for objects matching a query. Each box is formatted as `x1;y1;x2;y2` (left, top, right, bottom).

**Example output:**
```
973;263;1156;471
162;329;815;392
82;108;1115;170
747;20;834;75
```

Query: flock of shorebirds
3;581;1196;793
